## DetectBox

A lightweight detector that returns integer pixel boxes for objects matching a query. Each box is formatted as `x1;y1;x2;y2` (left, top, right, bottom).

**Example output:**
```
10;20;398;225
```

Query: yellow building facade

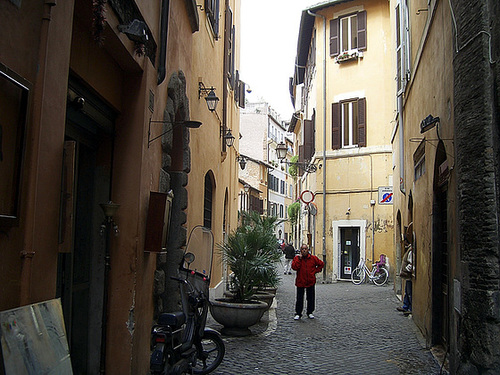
0;0;242;372
291;0;395;281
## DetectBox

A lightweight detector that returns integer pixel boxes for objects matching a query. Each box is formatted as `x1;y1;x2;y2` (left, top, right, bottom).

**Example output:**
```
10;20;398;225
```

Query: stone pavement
207;272;445;374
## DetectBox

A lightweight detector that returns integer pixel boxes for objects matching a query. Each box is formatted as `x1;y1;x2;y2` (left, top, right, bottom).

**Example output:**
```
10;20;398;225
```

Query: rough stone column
453;0;500;373
153;71;192;317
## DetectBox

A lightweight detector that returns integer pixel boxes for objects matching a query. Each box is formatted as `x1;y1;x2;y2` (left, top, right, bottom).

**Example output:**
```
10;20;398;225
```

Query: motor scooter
150;226;225;375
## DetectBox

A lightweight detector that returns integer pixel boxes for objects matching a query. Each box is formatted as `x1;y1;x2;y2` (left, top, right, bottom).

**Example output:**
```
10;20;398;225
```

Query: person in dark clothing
291;244;324;320
283;243;295;275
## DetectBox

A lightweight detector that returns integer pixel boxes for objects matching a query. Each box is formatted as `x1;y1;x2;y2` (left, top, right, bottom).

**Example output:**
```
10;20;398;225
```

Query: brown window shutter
298;145;304;176
231;25;236;88
239;80;246;108
357;98;366;147
214;0;220;37
304;119;314;161
332;102;340;150
235;70;240;103
357;11;367;51
329;18;339;56
224;6;233;86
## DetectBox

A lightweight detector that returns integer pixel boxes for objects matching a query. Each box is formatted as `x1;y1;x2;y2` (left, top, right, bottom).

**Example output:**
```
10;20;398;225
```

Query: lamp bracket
148;118;202;147
198;81;216;99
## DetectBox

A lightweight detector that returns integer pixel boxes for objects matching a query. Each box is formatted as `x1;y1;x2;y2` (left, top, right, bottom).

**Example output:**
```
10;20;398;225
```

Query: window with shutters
395;0;411;94
225;6;235;89
332;98;366;149
204;172;214;229
205;0;220;38
330;11;367;57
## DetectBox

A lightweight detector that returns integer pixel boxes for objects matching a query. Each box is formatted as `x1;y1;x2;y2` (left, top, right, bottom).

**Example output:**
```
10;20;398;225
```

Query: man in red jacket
291;244;324;320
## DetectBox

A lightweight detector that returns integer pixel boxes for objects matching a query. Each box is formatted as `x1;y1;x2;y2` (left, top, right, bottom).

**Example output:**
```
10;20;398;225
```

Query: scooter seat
158;311;186;327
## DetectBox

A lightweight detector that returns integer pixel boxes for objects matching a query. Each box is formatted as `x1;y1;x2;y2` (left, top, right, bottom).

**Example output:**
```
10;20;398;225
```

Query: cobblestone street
207;271;444;374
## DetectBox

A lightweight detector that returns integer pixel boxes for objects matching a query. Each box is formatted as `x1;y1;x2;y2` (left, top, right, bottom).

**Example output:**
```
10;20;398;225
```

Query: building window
279;204;284;219
330;11;367;56
205;0;220;38
332;98;366;149
342;100;358;147
341;14;358;52
395;0;411;94
413;140;425;181
280;180;285;195
204;172;214;228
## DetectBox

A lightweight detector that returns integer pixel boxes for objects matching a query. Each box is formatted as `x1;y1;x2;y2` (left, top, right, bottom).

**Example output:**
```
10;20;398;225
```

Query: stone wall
453;0;500;373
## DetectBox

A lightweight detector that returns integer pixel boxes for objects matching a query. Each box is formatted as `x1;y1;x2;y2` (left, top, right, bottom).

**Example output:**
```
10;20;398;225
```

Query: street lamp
198;82;219;112
221;128;235;147
275;142;318;173
237;155;247;170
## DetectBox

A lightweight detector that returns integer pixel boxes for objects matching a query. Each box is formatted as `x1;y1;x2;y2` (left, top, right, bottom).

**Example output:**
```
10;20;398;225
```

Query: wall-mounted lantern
198;82;219;112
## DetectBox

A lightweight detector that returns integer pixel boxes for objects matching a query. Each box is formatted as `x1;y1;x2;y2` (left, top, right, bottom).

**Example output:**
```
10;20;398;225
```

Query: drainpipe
369;154;375;262
20;0;56;305
307;10;327;282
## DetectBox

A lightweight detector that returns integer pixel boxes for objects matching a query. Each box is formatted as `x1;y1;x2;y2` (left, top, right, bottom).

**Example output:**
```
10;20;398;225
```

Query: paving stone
207;274;444;374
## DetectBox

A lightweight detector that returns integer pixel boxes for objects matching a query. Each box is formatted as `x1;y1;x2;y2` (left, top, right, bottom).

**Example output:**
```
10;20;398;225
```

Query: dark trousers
403;279;412;311
295;285;315;316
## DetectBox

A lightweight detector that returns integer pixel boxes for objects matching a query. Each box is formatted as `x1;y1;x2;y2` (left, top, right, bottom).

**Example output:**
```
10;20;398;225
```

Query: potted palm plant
209;212;282;336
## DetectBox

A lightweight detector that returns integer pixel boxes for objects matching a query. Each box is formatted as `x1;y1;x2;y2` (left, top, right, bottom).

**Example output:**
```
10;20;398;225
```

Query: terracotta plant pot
209;298;268;336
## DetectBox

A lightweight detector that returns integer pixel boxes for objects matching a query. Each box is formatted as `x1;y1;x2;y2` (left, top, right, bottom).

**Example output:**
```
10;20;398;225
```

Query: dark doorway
340;227;360;279
57;80;115;375
432;141;449;348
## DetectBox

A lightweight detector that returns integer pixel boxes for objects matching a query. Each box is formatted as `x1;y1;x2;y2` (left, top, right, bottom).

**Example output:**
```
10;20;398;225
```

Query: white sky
240;0;320;122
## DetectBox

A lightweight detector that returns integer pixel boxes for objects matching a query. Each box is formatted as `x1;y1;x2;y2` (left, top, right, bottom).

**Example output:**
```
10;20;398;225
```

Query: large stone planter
209;298;268;336
253;291;275;310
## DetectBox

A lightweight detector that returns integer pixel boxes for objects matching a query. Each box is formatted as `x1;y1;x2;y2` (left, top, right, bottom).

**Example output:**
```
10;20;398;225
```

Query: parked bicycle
351;255;389;286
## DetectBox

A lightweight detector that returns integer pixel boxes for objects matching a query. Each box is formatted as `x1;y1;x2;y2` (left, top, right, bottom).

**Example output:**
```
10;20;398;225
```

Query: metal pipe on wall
307;9;327;282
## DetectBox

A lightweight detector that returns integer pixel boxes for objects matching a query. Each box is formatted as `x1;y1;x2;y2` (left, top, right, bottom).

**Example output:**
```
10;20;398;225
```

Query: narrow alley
208;274;444;374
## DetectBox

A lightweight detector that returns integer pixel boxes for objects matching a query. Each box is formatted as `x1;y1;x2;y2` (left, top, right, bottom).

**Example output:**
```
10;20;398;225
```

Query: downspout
20;0;56;305
369;154;374;262
307;10;327;282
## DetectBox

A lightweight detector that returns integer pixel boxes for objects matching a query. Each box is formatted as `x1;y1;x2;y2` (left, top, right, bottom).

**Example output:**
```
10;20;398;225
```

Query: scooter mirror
184;252;195;265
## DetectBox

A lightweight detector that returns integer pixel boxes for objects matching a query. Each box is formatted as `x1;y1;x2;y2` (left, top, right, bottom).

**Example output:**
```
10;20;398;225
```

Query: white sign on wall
378;186;393;205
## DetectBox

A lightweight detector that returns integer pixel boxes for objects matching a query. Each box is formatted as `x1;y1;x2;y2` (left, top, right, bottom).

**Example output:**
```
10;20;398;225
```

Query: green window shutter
357;98;366;147
332;102;340;150
329;18;339;56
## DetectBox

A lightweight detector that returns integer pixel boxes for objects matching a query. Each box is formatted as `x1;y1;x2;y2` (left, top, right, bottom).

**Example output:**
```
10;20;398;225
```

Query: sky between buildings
240;0;320;123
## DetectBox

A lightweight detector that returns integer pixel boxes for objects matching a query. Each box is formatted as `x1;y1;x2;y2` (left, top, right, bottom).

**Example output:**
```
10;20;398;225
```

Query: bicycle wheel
351;267;365;285
192;330;225;374
372;267;389;286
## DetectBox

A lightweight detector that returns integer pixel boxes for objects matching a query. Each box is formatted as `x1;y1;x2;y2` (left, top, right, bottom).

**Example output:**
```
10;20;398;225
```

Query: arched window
204;172;214;229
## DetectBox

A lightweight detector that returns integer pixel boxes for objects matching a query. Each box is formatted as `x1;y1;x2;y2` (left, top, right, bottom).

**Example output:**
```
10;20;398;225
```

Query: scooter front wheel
192;330;225;374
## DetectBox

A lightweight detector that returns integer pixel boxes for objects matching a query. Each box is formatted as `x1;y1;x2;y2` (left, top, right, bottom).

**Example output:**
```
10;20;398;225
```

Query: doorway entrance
56;80;115;375
432;141;450;348
332;220;366;281
340;227;360;279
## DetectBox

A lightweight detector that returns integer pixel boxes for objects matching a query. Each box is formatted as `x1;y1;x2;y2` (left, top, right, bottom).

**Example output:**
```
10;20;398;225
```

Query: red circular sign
300;190;315;204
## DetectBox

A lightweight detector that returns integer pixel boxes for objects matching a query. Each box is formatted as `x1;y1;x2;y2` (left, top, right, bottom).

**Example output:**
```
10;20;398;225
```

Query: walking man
292;244;324;320
283;242;295;275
